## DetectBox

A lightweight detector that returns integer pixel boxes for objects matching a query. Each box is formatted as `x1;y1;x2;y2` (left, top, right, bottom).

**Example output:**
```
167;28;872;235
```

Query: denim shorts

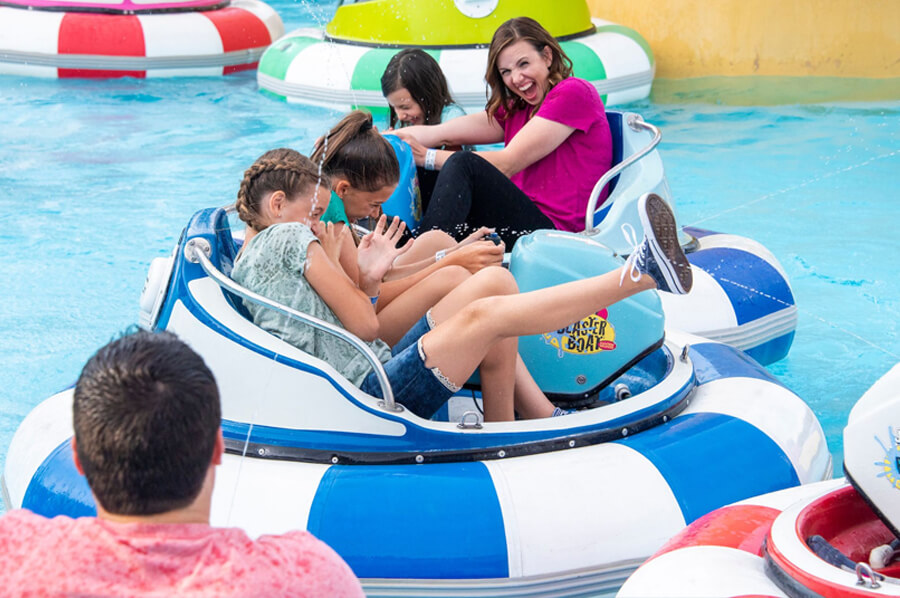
360;311;460;419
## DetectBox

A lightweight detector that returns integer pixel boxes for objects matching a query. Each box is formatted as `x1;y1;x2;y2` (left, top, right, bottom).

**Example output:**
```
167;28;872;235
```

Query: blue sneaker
620;193;693;295
551;407;576;417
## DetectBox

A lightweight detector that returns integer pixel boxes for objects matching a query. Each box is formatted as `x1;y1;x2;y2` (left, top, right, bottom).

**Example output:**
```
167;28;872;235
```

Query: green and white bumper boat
257;0;654;112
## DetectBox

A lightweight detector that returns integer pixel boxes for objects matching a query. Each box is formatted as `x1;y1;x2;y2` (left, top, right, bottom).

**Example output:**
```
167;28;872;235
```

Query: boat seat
604;111;624;198
205;207;254;321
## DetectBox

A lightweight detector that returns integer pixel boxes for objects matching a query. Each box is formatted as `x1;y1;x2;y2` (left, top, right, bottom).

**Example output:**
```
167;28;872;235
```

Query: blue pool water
0;1;898;515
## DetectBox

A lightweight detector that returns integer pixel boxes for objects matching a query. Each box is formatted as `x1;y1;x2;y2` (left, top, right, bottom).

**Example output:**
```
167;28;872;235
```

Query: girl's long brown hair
310;110;399;192
381;49;456;128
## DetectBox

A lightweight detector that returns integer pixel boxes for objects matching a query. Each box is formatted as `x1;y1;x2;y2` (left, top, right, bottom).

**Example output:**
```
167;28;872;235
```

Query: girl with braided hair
236;147;497;348
231;150;692;422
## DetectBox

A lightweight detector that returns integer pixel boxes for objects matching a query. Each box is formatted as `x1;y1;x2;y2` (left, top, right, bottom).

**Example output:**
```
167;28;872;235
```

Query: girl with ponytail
309;110;510;318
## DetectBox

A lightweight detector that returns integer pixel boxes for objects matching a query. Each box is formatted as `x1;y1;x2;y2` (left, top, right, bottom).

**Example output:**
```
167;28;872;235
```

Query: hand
311;221;345;266
447;239;505;274
357;215;413;295
404;136;430;167
458;227;496;247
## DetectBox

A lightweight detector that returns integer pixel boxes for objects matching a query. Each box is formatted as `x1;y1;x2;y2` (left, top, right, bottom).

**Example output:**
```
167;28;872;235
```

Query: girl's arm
377;241;504;308
312;221;360;284
337;224;359;284
303;241;381;342
395;114;573;176
391;111;504;149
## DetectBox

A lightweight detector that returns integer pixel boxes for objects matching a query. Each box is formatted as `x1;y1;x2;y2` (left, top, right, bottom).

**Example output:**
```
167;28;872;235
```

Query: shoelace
619;222;645;287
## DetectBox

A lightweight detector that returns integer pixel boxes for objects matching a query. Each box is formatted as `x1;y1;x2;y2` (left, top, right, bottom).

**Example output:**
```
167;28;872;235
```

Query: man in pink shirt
0;330;364;598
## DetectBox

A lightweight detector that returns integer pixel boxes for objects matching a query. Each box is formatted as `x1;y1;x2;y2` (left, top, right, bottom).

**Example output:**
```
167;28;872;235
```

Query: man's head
72;330;221;516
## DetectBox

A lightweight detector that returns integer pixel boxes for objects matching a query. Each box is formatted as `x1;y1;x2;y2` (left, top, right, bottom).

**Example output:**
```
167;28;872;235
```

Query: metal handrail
183;237;399;412
583;113;662;234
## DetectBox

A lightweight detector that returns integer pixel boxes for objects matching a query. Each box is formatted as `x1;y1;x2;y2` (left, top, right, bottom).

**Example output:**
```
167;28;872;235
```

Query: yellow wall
587;0;900;79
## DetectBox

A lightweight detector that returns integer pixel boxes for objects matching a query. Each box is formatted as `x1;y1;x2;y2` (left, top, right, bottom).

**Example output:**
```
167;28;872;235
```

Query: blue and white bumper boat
383;111;799;365
3;205;829;597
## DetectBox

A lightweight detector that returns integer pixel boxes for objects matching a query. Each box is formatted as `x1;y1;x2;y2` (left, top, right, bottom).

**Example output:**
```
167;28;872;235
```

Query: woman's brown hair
485;17;573;121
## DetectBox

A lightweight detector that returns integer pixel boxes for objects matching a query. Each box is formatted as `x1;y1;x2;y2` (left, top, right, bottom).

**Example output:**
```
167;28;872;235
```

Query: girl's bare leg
424;268;521;421
376;265;470;346
513;356;555;419
424;268;557;420
420;270;656;420
477;337;517;422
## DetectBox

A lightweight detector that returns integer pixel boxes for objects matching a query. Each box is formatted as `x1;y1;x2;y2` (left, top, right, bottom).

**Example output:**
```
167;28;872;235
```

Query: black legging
417;152;554;247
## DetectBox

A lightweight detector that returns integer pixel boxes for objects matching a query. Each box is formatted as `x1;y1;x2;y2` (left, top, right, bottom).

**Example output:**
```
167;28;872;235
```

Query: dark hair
72;330;221;516
381;49;456;128
485;17;573;121
235;148;329;232
310;110;399;193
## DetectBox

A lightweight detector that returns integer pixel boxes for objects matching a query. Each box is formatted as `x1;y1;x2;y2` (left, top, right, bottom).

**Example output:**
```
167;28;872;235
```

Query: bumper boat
0;0;283;77
2;204;829;597
382;110;798;365
257;0;654;110
618;362;900;598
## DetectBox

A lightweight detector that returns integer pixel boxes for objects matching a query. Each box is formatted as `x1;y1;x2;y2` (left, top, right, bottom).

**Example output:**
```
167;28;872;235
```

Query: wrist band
369;292;380;305
434;249;446;262
424;149;437;171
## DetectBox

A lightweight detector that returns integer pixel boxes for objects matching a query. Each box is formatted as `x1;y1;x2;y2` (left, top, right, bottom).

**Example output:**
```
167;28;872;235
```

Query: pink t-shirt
496;77;613;232
0;509;365;598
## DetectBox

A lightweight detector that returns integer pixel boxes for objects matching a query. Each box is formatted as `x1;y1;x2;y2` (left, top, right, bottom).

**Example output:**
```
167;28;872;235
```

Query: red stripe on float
203;7;270;52
651;505;780;560
58;13;145;78
224;61;259;75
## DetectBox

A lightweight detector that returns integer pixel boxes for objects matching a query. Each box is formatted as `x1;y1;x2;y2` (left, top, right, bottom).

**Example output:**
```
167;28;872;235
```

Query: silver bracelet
424;149;437;171
434;249;447;262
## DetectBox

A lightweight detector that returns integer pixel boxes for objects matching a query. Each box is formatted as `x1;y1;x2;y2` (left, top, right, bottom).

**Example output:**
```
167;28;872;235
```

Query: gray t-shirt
232;222;392;386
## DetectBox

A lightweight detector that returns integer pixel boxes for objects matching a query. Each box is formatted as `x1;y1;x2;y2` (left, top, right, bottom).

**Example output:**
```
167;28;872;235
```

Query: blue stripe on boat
682;226;718;238
308;462;508;579
620;412;799;523
745;331;795;365
22;438;95;518
689;342;783;387
687;247;794;325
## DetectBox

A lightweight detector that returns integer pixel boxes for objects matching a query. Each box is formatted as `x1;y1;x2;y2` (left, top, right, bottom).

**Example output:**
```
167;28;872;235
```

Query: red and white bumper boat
0;0;283;77
619;362;900;598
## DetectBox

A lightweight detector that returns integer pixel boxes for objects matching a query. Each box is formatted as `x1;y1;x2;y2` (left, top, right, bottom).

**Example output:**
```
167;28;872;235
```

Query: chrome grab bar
183;237;399;413
583;113;662;234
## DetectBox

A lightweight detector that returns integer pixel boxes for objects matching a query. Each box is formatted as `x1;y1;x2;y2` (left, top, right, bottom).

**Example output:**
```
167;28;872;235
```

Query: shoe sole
638;193;693;294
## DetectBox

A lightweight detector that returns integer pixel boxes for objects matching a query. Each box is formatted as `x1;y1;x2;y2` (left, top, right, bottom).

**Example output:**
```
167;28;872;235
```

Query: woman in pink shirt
392;17;613;247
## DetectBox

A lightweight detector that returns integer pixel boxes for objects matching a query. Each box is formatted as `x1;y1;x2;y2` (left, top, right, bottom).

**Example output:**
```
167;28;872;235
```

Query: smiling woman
389;16;613;246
